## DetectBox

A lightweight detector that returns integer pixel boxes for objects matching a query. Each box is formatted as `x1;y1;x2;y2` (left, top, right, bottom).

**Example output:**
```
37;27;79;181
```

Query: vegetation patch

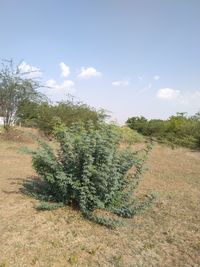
110;125;144;144
17;99;107;135
29;122;155;227
127;112;200;149
35;201;64;211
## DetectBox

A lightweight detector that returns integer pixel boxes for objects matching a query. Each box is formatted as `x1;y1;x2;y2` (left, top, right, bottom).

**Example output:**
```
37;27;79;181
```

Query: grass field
0;139;200;267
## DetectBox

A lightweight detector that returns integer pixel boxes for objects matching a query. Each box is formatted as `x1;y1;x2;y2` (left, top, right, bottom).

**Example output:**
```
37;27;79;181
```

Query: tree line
126;113;200;149
1;59;200;150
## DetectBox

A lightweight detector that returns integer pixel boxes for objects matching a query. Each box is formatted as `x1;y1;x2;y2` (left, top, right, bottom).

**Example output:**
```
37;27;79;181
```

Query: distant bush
127;113;200;149
110;125;144;144
17;99;107;135
30;122;155;228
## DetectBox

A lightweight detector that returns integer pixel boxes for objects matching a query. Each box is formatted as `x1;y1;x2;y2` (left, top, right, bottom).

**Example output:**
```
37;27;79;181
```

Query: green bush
127;113;200;149
110;125;144;144
31;122;155;227
17;100;107;135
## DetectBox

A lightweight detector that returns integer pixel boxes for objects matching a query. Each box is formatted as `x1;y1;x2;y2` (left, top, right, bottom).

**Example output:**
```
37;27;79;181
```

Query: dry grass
0;138;200;266
0;127;44;144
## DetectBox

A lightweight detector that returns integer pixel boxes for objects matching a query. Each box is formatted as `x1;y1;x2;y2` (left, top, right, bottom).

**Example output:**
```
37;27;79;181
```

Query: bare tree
0;59;46;128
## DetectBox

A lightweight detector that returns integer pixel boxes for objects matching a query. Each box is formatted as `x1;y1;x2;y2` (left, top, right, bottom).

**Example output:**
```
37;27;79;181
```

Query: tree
126;116;148;134
0;59;45;128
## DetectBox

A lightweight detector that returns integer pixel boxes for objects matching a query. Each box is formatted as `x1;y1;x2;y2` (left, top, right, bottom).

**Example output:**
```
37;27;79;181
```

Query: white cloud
153;75;160;80
157;88;180;99
59;62;70;77
112;80;129;87
45;79;75;95
78;67;102;79
18;61;42;78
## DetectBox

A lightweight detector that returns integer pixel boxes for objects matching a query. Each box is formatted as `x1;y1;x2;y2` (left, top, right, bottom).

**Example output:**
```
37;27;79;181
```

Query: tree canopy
0;59;45;127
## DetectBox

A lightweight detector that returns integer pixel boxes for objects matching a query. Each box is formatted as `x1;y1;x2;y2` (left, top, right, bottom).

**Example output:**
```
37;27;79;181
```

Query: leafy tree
0;59;45;128
16;100;40;127
126;116;148;133
30;122;155;227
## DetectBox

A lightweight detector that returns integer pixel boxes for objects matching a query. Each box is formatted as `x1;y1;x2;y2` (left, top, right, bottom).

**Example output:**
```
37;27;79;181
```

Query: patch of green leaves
30;121;154;227
35;202;64;211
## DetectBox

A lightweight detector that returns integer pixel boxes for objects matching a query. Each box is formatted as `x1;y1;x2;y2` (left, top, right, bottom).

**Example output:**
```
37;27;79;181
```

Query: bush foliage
110;125;144;144
31;122;155;227
126;112;200;149
17;99;107;135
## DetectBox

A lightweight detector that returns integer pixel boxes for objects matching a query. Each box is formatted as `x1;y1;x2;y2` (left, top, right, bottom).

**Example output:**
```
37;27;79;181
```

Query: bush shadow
20;176;55;201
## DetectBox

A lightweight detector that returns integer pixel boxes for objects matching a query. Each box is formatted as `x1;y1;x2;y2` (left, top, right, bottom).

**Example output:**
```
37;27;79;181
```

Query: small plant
35;202;64;211
31;122;155;227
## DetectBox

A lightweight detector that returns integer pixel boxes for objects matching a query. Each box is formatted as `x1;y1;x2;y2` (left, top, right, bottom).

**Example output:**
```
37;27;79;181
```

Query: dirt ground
0;140;200;267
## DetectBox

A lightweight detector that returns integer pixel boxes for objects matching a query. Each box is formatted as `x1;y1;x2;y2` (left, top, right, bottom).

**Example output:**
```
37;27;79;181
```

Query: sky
0;0;200;124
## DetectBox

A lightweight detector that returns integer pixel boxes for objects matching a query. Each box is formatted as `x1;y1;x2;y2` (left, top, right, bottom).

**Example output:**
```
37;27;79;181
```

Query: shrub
127;113;200;149
110;125;144;144
17;100;107;135
31;122;155;227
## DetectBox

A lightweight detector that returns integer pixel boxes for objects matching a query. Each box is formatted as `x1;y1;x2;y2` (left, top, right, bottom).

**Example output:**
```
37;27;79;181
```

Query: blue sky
0;0;200;123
